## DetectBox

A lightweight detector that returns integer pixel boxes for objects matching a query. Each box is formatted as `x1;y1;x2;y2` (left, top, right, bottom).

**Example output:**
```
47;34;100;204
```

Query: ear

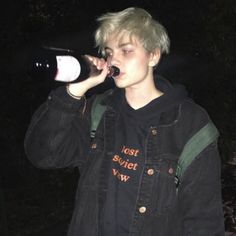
148;49;161;67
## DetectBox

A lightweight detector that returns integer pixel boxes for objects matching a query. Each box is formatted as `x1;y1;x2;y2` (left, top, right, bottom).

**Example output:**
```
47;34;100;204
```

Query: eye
122;48;133;55
104;50;113;59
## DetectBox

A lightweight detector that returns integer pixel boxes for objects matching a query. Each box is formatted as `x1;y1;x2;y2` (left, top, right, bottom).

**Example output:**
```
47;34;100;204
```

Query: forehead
105;31;142;48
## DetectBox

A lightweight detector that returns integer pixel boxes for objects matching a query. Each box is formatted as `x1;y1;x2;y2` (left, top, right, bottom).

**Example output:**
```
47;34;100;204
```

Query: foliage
198;0;236;160
202;0;236;68
0;1;235;234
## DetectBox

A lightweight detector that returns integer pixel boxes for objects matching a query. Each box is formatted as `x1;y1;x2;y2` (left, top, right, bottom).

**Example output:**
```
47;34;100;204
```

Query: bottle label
55;55;81;82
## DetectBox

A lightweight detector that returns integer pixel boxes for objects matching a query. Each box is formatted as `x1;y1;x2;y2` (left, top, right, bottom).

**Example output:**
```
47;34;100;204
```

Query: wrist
66;85;86;100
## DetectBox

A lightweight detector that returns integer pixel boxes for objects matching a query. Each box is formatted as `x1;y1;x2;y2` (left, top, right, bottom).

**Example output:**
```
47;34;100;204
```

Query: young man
24;7;225;236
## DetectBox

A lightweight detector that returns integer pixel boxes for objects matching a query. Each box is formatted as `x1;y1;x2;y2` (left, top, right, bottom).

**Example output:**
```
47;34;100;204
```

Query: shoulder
180;99;210;123
178;99;216;140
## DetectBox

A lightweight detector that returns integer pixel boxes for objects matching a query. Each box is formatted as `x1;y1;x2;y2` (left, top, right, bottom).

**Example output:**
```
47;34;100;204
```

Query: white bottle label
55;55;81;82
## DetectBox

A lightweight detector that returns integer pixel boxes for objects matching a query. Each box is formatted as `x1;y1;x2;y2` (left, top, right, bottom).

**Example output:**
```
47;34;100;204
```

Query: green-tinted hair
95;7;170;56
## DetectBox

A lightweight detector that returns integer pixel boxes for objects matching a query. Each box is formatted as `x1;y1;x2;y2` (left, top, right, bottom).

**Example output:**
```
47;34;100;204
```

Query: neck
125;84;163;110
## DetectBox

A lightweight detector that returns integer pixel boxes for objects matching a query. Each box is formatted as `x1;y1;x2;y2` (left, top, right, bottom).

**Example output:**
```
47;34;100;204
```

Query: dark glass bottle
27;46;119;82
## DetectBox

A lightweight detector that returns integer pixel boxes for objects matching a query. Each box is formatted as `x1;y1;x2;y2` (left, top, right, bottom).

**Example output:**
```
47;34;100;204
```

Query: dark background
0;0;235;235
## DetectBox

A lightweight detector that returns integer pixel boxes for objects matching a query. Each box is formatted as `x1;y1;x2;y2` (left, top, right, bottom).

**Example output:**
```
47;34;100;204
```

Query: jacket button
151;128;157;135
91;143;97;149
147;168;154;175
139;206;147;214
168;168;174;174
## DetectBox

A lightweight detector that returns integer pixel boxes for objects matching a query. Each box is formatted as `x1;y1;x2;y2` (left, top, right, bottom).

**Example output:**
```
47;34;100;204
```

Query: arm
178;142;225;235
24;55;109;170
24;86;91;169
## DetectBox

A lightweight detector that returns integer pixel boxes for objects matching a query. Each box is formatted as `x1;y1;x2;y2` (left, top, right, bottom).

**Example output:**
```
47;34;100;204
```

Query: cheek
126;57;149;75
126;54;148;68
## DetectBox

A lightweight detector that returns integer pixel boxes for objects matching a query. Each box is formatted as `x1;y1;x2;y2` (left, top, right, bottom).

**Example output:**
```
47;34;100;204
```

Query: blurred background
0;0;235;235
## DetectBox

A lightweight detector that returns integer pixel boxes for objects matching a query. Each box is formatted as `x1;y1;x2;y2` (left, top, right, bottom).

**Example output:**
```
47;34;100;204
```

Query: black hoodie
102;77;188;236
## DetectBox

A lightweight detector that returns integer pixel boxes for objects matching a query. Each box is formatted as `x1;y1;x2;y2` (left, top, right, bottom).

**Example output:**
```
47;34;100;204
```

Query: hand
67;55;109;97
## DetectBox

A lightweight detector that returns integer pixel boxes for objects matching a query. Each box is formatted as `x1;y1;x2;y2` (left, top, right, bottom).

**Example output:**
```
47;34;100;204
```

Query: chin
114;80;126;88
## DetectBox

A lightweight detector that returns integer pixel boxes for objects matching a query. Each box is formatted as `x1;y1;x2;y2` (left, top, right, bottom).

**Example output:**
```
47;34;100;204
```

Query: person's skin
67;32;163;109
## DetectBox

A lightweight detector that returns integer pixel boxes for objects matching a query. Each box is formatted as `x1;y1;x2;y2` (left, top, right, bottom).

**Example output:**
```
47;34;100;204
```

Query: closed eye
122;48;133;55
103;50;113;60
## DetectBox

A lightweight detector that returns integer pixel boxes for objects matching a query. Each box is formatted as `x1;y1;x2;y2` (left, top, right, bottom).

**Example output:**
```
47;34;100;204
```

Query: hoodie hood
154;75;188;113
106;75;188;118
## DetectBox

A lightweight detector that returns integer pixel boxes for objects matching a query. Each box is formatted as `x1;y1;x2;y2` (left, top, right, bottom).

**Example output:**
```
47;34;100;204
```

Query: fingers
84;55;107;70
79;55;109;87
67;55;109;94
84;55;109;81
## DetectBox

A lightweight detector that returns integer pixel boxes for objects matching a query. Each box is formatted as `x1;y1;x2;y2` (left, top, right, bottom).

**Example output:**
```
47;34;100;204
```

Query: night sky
0;0;235;235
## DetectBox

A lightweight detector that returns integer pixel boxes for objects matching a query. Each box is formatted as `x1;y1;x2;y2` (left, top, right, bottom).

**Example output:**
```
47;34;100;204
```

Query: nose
107;51;120;67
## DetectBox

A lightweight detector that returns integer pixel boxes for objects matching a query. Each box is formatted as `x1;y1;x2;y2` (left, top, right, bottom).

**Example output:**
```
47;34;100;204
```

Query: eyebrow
104;42;133;51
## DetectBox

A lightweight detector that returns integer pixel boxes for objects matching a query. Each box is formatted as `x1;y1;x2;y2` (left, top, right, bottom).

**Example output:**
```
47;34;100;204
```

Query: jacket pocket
149;155;178;216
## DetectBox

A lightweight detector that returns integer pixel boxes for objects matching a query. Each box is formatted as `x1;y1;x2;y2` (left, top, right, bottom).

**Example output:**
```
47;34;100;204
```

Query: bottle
27;46;120;82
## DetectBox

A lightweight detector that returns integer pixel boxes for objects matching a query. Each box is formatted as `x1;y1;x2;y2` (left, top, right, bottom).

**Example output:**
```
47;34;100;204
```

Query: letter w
120;174;130;182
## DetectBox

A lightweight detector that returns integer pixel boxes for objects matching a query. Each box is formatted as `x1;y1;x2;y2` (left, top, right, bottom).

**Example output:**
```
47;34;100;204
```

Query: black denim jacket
24;84;225;236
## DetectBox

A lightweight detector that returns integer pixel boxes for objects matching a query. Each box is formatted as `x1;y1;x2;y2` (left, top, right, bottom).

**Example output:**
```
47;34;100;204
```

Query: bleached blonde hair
94;7;170;56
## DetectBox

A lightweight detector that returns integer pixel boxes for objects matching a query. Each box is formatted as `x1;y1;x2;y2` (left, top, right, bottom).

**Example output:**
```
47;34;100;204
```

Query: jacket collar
102;76;188;126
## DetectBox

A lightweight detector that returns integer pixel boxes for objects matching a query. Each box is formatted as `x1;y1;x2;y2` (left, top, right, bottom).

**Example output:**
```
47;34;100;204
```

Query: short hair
94;7;170;56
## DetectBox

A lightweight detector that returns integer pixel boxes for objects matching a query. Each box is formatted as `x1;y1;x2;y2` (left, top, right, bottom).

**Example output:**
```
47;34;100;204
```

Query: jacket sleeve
178;141;225;235
24;86;92;170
